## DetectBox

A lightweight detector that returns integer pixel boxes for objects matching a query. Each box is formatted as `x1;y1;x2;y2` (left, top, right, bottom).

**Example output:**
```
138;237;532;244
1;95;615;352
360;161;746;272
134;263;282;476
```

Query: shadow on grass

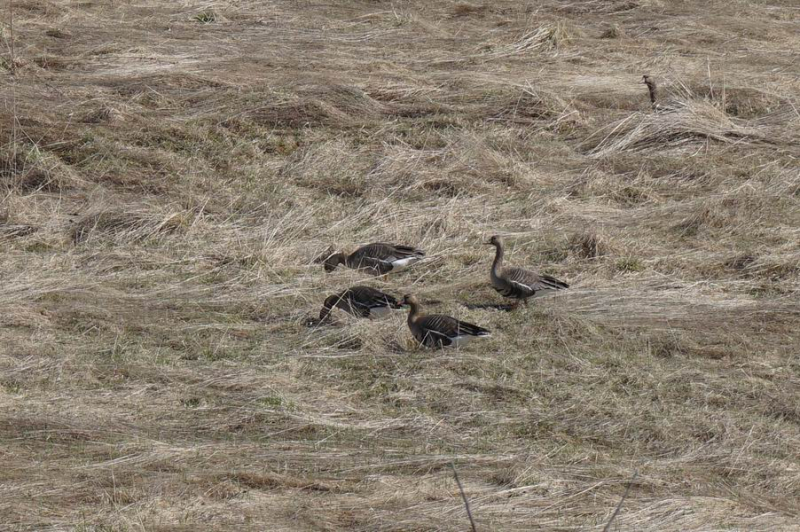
462;302;516;312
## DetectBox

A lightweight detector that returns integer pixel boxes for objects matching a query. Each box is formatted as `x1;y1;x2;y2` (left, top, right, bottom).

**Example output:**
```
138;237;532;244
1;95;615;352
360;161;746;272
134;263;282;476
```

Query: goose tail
459;321;492;337
395;245;426;258
541;275;569;290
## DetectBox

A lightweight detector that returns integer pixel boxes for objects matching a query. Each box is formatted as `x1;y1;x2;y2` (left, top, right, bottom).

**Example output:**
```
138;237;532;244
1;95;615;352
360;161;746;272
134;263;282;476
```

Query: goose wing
348;286;401;311
418;314;491;345
328;289;369;318
355;243;425;262
384;244;425;260
321;287;399;320
320;290;364;320
504;267;569;296
350;255;395;275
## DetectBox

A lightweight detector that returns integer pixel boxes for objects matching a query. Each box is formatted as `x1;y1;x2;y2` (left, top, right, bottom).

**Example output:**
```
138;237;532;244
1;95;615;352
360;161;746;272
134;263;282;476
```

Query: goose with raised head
401;294;490;348
323;242;425;275
319;286;403;322
486;235;568;309
642;75;657;108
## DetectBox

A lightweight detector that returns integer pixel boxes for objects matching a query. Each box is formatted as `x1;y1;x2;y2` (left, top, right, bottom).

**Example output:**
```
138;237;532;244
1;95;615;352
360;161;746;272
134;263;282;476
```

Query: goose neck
325;253;347;271
407;301;421;323
491;243;504;273
319;297;336;321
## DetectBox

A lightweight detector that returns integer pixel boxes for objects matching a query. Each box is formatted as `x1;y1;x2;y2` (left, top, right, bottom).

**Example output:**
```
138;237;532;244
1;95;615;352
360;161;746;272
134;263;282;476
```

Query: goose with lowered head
323;242;425;276
319;286;403;322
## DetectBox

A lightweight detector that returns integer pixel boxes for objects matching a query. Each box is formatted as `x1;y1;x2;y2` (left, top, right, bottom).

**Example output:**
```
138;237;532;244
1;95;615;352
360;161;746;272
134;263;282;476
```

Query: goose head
319;294;340;320
400;294;415;306
485;235;503;247
323;252;346;272
400;294;420;310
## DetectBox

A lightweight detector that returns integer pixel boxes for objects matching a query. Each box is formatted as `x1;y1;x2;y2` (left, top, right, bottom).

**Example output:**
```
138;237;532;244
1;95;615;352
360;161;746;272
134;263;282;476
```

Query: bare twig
603;471;638;532
450;463;477;532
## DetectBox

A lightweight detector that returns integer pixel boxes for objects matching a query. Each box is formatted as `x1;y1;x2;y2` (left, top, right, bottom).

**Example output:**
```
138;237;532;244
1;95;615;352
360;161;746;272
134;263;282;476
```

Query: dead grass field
1;0;799;530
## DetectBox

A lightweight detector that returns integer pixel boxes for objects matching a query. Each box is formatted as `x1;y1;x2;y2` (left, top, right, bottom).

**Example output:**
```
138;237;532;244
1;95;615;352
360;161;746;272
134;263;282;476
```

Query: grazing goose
319;286;403;321
323;243;425;275
486;235;569;309
401;294;490;348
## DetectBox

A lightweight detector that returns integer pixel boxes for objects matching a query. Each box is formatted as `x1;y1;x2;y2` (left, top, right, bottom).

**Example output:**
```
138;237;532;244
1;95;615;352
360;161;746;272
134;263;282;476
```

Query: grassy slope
1;1;799;530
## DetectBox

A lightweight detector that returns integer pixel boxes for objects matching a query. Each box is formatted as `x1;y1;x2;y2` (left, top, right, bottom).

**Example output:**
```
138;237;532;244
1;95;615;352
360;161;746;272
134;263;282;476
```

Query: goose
323;243;425;275
642;75;657;108
319;286;403;321
401;294;490;348
486;235;568;309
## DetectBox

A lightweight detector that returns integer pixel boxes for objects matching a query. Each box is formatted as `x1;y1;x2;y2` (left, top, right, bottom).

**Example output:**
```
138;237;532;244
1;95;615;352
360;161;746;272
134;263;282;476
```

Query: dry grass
1;0;799;530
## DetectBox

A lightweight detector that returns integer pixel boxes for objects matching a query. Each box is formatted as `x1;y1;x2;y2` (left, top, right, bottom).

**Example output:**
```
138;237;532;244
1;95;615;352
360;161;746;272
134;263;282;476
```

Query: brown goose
319;286;403;321
401;294;490;348
642;75;657;108
323;243;425;275
486;235;568;308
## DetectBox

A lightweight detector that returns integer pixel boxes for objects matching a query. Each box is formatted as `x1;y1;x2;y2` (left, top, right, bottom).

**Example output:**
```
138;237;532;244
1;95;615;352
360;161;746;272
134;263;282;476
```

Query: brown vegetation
1;1;799;530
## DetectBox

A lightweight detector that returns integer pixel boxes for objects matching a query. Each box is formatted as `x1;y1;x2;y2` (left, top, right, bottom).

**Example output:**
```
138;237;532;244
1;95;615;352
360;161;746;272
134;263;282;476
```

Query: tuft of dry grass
1;0;799;531
584;98;774;157
600;24;627;39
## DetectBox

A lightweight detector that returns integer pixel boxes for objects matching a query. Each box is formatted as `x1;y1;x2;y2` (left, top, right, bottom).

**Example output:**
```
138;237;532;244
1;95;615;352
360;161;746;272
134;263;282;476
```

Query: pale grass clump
475;82;581;130
280;138;377;197
70;203;192;244
568;230;613;260
1;0;799;531
1;142;86;192
480;21;578;58
249;84;388;129
366;132;531;198
585;98;768;157
600;24;627;39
